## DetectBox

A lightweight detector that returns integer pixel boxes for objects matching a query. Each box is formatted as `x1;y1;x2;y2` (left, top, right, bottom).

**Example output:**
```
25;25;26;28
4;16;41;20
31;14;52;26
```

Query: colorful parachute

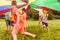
0;0;27;14
30;0;60;11
0;0;60;14
23;0;60;11
21;0;60;11
22;0;28;3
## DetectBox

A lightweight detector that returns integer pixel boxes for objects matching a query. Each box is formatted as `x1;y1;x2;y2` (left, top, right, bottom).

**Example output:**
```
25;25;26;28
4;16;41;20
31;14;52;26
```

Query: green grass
0;19;60;40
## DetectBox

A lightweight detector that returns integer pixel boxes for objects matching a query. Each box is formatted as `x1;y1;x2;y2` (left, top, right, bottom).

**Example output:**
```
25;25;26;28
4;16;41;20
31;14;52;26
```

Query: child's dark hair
11;1;17;6
22;8;25;11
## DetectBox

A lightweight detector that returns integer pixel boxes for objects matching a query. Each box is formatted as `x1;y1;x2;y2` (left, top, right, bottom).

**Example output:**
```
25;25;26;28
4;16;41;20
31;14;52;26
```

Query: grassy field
0;19;60;40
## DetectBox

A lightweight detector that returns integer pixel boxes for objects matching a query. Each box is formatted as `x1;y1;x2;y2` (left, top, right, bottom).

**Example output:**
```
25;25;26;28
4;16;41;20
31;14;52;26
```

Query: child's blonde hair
43;10;49;17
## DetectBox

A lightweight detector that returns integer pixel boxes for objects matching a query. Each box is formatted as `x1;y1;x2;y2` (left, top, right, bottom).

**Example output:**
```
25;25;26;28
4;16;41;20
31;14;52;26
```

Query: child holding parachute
11;1;37;40
33;6;49;31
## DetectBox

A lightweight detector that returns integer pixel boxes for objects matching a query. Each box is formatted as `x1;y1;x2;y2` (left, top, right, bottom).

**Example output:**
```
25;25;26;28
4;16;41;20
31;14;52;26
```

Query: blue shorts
42;22;48;27
6;20;10;26
10;21;14;26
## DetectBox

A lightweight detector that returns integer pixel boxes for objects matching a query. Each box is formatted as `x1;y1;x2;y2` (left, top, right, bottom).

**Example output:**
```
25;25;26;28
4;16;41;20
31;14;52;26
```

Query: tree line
0;9;60;20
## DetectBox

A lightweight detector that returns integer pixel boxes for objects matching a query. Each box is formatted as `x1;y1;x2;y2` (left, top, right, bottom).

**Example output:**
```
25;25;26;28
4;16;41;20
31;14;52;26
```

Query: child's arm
16;12;20;26
34;8;39;11
39;16;42;24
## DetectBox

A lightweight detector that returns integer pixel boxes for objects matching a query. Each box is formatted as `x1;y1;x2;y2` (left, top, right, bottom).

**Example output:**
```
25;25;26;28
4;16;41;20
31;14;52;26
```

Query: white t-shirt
34;8;43;16
41;14;48;23
34;8;48;23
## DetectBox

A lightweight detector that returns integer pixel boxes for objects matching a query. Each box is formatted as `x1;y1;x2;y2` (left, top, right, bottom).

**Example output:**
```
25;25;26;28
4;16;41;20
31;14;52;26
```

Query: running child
11;1;37;40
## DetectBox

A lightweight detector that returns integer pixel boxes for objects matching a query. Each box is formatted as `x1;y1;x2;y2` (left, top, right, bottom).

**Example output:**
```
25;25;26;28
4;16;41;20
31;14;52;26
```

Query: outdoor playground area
0;19;60;40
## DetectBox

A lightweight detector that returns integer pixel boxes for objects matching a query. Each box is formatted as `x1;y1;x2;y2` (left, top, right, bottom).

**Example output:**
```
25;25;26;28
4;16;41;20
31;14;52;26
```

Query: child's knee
12;31;14;35
43;25;45;27
12;31;16;35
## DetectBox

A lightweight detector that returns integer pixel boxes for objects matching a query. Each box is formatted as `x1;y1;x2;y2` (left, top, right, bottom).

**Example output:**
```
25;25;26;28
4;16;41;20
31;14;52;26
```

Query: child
34;6;49;31
5;12;11;31
41;10;49;31
10;14;15;31
11;1;37;40
34;7;43;27
22;8;28;31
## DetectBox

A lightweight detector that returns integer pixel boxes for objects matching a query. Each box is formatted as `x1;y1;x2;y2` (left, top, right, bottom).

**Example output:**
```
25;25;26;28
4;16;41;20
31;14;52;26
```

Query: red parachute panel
22;0;28;3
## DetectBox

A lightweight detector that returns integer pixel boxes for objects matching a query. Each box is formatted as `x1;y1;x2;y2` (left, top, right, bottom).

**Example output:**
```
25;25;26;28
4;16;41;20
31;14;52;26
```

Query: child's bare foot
33;34;37;39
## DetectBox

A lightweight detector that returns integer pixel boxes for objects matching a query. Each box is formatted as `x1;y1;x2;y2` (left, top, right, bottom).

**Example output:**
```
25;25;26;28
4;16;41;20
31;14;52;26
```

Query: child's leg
43;23;49;31
24;21;28;31
10;21;14;31
46;26;49;32
11;26;13;31
38;17;40;27
42;22;45;30
45;23;50;32
23;32;37;38
12;33;17;40
6;25;8;31
38;16;41;27
6;20;9;31
20;28;37;38
43;25;45;30
12;25;19;40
